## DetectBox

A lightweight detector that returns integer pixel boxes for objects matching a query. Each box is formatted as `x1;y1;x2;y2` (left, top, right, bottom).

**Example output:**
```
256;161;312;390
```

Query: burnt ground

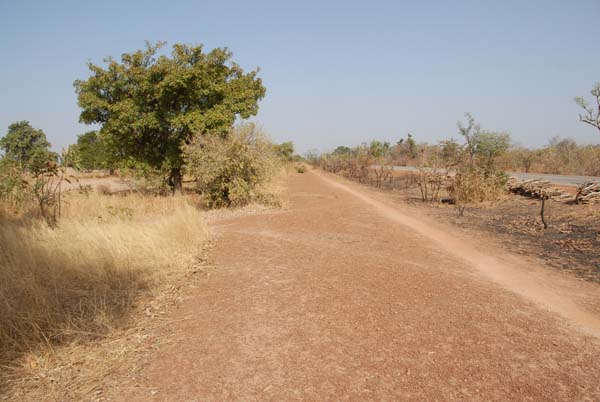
359;171;600;283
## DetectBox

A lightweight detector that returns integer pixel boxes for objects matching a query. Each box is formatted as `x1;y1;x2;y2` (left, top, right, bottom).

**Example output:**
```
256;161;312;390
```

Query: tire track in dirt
315;170;600;338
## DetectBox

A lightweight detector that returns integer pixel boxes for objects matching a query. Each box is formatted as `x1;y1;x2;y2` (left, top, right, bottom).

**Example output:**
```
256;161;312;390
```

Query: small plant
414;146;446;202
371;165;393;188
32;169;67;227
415;170;445;202
0;158;30;213
296;164;306;173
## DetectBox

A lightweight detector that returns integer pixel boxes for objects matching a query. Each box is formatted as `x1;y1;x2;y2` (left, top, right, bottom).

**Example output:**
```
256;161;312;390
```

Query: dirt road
123;170;600;401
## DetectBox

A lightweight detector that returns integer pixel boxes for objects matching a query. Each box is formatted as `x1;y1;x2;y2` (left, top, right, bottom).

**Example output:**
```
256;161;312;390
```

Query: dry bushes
183;124;279;207
415;170;446;202
446;169;507;215
0;192;207;367
499;140;600;176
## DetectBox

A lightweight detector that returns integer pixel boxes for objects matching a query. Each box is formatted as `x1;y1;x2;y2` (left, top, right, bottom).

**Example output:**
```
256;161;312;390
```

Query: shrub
182;124;278;207
446;168;508;215
31;171;64;227
296;164;306;173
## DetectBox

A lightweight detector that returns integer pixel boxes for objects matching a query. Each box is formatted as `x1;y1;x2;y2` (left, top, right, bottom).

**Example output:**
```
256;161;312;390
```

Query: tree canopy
273;141;295;161
332;146;352;155
70;131;114;171
0;121;56;173
458;113;510;169
74;42;266;191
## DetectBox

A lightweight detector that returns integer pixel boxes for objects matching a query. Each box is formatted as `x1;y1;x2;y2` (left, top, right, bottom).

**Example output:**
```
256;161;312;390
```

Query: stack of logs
506;178;572;201
575;181;600;204
507;178;600;204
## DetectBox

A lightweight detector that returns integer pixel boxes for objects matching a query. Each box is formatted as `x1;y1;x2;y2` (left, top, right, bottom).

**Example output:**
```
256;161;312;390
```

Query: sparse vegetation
318;113;510;213
183;124;279;207
498;138;600;176
0;41;288;397
0;190;207;370
75;42;266;193
1;18;599;398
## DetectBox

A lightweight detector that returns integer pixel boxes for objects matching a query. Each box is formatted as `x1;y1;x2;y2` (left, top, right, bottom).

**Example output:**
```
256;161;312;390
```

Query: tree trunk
540;195;548;229
169;167;183;195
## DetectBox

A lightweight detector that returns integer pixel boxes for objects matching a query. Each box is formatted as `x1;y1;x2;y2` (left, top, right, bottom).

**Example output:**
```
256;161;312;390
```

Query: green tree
457;113;510;169
457;113;481;163
70;131;114;171
274;141;295;161
473;131;511;170
0;121;55;173
392;134;417;164
332;146;352;155
369;140;391;159
574;83;600;133
439;138;463;168
75;42;266;193
405;134;417;158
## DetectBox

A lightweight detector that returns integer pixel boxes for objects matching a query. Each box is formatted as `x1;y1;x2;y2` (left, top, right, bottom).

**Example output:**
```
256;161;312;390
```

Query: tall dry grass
0;191;207;366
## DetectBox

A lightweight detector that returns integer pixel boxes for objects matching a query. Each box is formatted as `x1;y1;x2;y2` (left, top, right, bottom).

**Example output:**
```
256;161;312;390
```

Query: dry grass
0;191;208;386
0;167;287;399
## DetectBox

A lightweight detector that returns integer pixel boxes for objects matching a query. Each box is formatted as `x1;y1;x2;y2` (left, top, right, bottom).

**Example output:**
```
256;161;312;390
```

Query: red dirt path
123;169;600;401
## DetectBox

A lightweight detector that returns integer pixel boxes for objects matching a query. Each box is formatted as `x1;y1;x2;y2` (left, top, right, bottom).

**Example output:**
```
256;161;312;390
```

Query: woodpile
506;178;573;201
575;181;600;204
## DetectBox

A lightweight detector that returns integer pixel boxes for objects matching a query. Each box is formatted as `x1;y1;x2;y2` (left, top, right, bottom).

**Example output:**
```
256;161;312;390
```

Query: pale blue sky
1;0;599;153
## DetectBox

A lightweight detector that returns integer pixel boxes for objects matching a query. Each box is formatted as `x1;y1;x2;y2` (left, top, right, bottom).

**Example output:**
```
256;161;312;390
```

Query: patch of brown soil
103;169;600;401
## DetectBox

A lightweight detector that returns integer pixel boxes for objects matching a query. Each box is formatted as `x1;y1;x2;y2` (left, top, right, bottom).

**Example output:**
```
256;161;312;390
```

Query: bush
296;164;306;173
446;167;508;215
182;124;278;207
